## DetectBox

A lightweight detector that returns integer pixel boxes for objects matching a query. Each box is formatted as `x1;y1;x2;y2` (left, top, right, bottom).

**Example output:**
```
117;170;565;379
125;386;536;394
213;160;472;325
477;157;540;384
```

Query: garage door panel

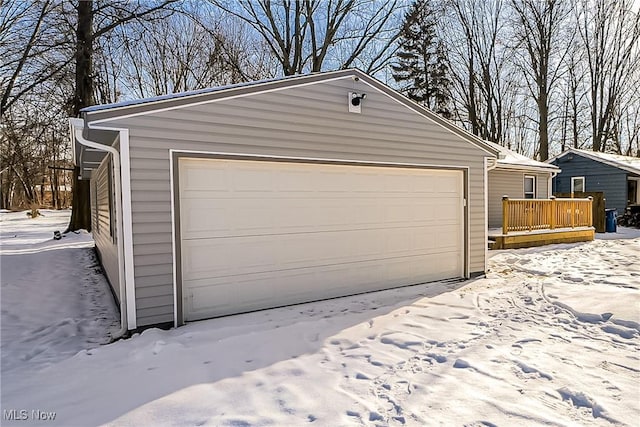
185;252;460;321
181;197;454;239
182;225;458;282
181;166;229;191
179;158;464;321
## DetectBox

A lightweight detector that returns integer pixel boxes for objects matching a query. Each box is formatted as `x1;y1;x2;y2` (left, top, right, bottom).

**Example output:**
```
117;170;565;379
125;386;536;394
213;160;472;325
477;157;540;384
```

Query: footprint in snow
369;412;383;421
453;359;470;369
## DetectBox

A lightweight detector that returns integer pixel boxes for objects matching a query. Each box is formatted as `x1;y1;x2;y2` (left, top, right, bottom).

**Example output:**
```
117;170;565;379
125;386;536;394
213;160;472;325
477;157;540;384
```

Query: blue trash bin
605;208;617;233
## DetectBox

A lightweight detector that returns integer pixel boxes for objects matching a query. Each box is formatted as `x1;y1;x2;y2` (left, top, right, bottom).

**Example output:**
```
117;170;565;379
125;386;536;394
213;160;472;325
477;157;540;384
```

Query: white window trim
571;176;585;193
628;177;640;205
524;175;536;199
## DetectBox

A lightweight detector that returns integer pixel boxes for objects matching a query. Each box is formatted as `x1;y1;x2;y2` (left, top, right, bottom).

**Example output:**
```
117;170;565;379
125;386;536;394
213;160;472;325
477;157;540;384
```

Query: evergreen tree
392;0;451;119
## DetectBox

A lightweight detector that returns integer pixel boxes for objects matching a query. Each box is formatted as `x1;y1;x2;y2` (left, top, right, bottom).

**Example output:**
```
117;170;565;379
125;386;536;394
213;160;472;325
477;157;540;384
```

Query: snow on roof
553;148;640;176
484;140;559;171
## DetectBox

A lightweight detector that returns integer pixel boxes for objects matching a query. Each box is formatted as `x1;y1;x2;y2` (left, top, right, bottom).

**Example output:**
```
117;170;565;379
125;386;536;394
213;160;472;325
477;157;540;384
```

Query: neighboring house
485;140;561;229
70;69;500;331
548;148;640;214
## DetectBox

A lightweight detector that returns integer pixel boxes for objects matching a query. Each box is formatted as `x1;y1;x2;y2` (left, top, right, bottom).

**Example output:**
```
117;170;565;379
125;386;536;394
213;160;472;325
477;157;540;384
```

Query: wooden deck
490;196;595;249
488;227;595;250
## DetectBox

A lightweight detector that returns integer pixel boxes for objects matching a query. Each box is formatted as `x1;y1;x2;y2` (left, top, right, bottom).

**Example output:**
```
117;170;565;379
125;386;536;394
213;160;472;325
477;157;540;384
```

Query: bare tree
67;0;179;232
1;0;72;116
509;0;571;161
104;13;276;100
211;0;403;76
577;0;640;153
559;32;589;151
1;0;75;211
0;98;70;210
445;0;512;144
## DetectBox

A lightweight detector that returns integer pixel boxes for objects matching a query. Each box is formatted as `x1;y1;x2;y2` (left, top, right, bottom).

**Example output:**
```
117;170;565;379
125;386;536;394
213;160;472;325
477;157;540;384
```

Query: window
571;176;585;193
629;179;638;205
524;175;536;199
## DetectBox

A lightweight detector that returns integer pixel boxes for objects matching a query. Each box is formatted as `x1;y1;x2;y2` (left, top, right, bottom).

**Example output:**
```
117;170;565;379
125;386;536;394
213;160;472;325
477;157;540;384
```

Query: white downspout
549;171;558;198
70;118;128;339
484;157;498;274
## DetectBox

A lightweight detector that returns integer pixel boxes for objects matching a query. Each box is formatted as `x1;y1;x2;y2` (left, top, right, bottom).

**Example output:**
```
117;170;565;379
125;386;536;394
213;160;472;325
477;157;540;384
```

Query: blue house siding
551;154;628;213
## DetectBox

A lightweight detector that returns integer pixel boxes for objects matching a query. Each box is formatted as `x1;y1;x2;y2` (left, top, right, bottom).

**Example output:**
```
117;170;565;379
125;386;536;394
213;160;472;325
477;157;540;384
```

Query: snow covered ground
1;210;119;375
1;210;638;426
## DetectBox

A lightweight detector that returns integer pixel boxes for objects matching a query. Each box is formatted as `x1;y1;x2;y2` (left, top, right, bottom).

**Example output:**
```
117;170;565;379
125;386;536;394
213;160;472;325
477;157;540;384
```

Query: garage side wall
488;169;552;228
91;157;120;303
104;78;490;327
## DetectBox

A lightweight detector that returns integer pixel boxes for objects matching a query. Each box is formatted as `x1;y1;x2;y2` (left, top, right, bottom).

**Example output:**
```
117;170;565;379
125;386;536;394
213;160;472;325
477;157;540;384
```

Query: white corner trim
483;157;489;273
169;149;178;328
463;170;470;278
118;129;137;330
88;123;137;330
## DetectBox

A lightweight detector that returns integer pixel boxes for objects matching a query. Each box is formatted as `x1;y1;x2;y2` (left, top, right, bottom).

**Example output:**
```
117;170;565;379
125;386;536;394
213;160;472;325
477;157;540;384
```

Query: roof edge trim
85;68;500;157
547;148;640;175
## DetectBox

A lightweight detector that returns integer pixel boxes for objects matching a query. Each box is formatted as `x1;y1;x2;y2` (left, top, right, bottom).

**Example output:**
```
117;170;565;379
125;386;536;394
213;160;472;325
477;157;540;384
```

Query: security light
351;93;367;106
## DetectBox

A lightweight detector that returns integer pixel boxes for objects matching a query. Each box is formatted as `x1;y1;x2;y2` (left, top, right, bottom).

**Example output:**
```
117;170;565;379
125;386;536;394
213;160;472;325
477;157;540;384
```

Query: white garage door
179;157;464;321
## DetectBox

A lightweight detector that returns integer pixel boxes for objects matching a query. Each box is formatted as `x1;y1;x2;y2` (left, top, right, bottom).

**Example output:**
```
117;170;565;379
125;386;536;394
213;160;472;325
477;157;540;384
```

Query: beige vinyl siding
92;157;120;302
104;77;490;327
488;168;552;228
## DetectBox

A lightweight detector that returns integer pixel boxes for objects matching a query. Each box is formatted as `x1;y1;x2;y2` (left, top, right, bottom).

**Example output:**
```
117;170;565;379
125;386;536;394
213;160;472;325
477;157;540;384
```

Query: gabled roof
547;148;640;176
80;68;500;157
484;140;560;173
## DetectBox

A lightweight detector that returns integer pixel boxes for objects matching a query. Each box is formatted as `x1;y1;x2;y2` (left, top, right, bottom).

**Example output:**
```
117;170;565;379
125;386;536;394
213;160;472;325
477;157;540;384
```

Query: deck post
587;196;593;227
550;196;556;230
570;200;575;228
502;196;509;235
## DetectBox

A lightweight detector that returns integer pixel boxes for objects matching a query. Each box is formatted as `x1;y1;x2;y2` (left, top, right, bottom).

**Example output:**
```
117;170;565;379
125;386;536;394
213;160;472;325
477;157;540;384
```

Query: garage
178;156;464;321
72;68;497;330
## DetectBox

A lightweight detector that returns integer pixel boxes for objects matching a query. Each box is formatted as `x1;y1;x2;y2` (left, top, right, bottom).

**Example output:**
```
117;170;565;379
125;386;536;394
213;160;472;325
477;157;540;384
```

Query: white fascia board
494;163;560;174
549;149;640;175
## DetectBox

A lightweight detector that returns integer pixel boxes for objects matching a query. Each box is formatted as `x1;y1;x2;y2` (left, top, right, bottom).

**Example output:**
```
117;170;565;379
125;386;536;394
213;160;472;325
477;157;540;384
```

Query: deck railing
502;196;593;234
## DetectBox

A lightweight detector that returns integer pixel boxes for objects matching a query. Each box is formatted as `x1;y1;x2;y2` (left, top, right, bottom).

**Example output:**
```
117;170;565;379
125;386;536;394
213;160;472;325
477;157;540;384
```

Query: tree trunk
538;91;549;161
0;173;5;210
67;166;91;232
67;0;94;231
